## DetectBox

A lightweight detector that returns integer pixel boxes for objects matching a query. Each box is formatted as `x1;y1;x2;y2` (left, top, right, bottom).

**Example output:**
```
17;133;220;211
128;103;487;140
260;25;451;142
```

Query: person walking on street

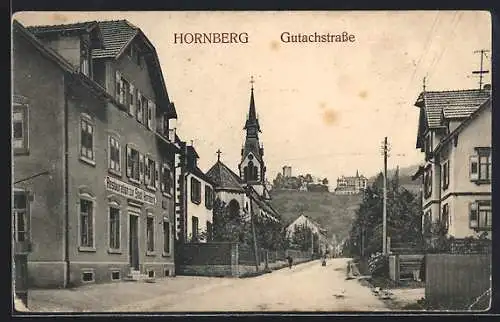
286;256;293;269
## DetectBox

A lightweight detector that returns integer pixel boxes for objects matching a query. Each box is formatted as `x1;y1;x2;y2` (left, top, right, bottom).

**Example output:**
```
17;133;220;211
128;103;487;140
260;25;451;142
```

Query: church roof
206;161;245;192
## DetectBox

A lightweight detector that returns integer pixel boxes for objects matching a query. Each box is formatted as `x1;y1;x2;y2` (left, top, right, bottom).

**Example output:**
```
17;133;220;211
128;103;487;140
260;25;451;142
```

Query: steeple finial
250;75;255;91
423;76;427;92
216;149;222;162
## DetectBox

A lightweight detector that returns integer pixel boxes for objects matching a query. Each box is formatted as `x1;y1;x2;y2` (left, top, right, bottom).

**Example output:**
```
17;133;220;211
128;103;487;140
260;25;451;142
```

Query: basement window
164;269;170;277
82;271;94;283
148;270;155;278
111;271;121;281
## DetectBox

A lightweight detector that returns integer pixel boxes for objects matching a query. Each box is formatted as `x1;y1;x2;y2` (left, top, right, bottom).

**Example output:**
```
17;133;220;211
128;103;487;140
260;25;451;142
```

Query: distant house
286;214;330;254
334;170;367;195
412;88;491;239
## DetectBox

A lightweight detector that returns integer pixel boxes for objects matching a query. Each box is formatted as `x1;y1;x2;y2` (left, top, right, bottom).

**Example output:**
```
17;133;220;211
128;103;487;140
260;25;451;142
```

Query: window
80;116;95;163
442;160;449;190
109;136;121;174
122;80;130;107
145;157;158;189
190;178;201;204
13;193;28;242
470;148;492;183
205;186;213;210
82;271;94;282
206;221;213;241
147;100;155;130
191;216;199;242
423;210;432;235
13;103;29;153
163;220;170;254
80;199;94;248
424;169;432;198
80;43;90;76
441;203;449;232
161;164;173;195
136;92;143;123
126;145;142;182
109;206;120;250
111;271;121;281
470;201;491;230
146;215;155;252
141;95;148;124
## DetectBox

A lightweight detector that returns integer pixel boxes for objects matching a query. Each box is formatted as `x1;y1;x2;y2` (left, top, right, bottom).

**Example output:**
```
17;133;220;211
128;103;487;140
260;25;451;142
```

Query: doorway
129;215;139;270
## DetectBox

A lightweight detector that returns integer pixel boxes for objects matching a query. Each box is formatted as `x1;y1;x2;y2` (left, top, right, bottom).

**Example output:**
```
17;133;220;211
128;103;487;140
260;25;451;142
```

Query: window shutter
470;155;479;181
144;157;150;184
115;70;121;101
139;153;145;183
119;78;124;104
137;91;142;122
155;161;160;189
147;100;153;130
126;145;132;177
108;136;112;169
129;84;135;116
469;202;478;228
160;165;166;192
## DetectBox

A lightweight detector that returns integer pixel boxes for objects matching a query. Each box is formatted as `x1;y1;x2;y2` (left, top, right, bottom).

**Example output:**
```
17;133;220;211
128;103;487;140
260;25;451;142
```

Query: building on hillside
285;214;330;255
179;144;215;243
282;165;292;177
334;170;368;195
206;81;280;230
13;20;181;288
412;88;491;239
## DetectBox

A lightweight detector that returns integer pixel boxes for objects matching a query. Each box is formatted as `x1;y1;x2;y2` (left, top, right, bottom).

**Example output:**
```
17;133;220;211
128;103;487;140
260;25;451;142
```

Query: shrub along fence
176;242;314;277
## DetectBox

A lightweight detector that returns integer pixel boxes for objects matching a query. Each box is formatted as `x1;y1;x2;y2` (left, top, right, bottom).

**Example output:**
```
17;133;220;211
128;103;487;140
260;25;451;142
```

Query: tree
212;198;250;244
322;178;329;185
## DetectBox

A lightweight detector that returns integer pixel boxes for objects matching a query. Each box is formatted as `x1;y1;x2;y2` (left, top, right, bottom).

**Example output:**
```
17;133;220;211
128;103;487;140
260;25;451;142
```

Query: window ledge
79;156;96;167
162;252;171;257
162;192;173;199
129;177;141;185
108;168;122;177
14;148;30;156
474;180;491;185
108;248;122;254
146;185;157;192
191;199;201;205
79;246;96;252
146;251;156;256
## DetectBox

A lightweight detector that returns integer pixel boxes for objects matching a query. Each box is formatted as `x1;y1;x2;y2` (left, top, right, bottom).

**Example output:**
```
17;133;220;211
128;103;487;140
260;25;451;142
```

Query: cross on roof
216;149;222;161
423;76;427;92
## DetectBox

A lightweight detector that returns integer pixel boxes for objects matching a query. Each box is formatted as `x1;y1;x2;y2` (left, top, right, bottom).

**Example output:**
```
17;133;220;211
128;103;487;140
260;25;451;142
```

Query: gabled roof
206;161;245;192
187;166;216;186
435;97;492;153
92;20;139;59
415;89;490;129
26;21;104;49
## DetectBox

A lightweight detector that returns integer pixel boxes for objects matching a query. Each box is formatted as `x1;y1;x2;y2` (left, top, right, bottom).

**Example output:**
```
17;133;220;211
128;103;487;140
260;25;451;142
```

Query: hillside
368;164;422;194
269;190;363;243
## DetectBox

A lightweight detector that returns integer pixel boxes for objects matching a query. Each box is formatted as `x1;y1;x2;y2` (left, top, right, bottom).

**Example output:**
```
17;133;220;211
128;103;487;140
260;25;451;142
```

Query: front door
129;215;139;270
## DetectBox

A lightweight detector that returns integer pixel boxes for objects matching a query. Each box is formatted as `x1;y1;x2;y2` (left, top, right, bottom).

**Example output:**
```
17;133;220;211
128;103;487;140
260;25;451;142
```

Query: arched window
228;199;240;219
253;165;258;181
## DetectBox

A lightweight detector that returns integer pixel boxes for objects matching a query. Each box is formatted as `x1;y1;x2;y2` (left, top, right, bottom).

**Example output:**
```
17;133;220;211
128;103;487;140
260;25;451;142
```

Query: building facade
334;170;368;195
13;20;181;288
412;88;491;239
177;144;215;243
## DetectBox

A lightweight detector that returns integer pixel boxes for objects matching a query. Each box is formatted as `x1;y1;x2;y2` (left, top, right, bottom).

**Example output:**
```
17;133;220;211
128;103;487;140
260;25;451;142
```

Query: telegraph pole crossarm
472;49;490;90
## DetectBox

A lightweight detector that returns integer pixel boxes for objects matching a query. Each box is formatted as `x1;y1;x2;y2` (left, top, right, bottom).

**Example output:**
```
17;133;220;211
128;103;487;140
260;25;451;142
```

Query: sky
13;11;492;189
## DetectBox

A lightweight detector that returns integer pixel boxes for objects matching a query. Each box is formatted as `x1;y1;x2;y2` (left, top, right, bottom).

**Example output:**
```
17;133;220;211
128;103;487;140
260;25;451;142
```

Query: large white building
412;88;491;239
334;170;368;195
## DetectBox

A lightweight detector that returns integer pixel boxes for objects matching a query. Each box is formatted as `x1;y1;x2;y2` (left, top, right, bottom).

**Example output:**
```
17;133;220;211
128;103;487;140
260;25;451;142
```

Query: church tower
239;76;267;195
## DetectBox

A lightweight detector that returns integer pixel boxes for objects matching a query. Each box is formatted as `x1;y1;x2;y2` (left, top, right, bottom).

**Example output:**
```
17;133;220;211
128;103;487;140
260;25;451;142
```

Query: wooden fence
425;254;491;310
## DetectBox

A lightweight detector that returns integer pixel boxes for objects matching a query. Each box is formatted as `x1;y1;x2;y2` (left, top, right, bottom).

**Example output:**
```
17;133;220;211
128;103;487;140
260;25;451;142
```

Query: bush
368;252;389;277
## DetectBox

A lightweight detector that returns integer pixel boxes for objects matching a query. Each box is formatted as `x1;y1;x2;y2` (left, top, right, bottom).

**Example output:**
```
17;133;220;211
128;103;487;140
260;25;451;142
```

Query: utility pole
472;49;490;90
381;137;390;255
247;186;260;272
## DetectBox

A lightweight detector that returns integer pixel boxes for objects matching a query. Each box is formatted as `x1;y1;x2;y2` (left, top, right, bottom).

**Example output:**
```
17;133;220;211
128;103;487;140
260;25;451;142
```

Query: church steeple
239;76;266;189
244;76;261;136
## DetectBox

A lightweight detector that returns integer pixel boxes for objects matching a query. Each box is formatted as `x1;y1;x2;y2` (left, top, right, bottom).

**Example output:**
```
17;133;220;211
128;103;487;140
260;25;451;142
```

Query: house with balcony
412;88;491;241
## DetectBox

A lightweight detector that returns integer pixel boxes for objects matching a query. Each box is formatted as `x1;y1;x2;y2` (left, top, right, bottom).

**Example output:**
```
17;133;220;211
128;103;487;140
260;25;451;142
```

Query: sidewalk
27;276;232;312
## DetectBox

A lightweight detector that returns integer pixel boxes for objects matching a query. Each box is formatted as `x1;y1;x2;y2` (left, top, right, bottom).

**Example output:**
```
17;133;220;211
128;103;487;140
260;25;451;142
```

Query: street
26;258;389;312
114;258;388;312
